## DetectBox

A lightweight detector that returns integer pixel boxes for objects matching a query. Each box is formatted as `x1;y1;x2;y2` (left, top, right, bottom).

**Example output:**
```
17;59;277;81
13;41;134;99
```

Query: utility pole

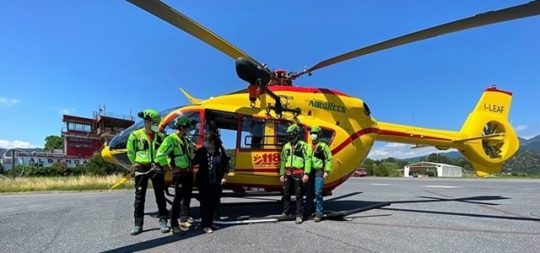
11;150;15;179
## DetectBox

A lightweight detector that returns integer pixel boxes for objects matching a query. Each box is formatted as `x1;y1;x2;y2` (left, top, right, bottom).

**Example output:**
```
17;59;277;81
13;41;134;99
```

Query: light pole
11;149;15;179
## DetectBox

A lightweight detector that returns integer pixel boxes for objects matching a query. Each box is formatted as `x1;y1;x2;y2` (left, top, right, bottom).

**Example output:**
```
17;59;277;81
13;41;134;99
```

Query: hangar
404;162;463;177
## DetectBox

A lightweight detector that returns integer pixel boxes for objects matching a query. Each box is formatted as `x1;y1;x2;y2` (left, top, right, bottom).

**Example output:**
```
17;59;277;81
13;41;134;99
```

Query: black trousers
283;173;304;217
133;167;168;227
170;172;194;227
214;184;223;219
199;183;220;228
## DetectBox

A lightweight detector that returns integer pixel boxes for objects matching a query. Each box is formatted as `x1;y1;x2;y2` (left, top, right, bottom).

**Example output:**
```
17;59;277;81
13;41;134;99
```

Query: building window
67;123;92;132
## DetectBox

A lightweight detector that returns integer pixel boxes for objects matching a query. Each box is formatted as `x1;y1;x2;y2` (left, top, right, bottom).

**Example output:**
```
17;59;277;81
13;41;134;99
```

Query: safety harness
284;141;308;176
168;134;192;173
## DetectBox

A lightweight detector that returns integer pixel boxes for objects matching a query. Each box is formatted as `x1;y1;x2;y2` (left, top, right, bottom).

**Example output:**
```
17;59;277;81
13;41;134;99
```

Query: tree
84;154;123;175
397;160;410;169
52;162;69;176
423;153;455;165
361;158;375;168
44;135;63;151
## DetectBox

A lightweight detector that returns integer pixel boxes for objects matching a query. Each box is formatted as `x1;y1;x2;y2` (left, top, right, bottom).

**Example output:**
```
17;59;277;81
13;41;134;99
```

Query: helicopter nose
101;146;116;164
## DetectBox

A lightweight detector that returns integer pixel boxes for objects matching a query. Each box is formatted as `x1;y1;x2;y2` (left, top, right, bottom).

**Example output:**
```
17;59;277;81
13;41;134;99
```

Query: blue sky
1;1;539;159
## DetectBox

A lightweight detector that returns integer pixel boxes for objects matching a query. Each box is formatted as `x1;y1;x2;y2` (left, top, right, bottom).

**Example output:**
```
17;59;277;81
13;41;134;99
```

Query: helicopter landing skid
207;201;391;225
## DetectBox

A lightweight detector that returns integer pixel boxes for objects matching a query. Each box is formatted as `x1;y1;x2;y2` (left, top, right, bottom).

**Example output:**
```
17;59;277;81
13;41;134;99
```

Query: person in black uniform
206;120;230;220
193;131;228;234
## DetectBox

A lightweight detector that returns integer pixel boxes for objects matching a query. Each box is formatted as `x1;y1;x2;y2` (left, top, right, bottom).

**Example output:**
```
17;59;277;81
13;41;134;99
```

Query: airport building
404;162;463;177
0;149;88;170
62;112;133;157
1;109;134;171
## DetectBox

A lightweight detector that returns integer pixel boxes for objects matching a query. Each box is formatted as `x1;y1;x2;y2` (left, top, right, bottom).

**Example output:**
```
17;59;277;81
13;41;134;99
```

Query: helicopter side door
203;110;239;171
202;109;307;176
235;116;306;175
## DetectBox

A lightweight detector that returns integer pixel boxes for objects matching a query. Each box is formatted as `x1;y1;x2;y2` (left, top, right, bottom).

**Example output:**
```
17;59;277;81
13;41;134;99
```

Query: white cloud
367;142;452;160
386;143;408;148
0;97;20;105
369;149;390;157
58;108;75;115
0;139;37;149
514;125;528;131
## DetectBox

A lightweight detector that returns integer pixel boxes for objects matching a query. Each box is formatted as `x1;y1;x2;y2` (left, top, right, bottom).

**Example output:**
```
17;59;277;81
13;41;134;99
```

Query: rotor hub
269;69;293;86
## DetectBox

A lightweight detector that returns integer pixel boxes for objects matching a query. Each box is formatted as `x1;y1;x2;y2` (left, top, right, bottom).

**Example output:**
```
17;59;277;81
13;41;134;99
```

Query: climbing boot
171;226;183;236
159;219;170;233
130;226;143;236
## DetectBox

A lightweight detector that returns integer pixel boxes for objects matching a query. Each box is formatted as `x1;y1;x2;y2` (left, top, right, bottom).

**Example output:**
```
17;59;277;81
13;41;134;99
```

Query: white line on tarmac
368;183;392;186
423;185;461;189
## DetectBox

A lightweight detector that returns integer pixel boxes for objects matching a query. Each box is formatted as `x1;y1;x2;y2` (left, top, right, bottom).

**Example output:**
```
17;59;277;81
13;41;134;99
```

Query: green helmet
138;109;161;124
286;124;301;135
310;126;322;134
175;116;191;129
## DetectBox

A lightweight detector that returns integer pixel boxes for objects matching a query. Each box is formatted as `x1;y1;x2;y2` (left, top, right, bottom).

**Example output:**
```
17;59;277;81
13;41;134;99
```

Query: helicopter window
240;117;265;149
204;110;240;169
319;128;335;145
363;102;371;116
109;107;178;150
163;111;201;144
275;121;306;146
108;120;143;150
204;110;239;150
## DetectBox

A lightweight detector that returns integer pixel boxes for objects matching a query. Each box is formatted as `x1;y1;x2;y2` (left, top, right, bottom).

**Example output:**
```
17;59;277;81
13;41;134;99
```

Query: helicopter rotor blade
128;0;257;63
295;1;540;78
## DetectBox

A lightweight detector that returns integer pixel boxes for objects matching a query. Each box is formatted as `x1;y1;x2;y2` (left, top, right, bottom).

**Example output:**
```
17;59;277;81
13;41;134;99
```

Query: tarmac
1;177;539;253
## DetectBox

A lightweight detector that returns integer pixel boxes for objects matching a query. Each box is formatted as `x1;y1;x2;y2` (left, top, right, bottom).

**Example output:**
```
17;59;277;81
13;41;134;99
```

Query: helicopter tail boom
375;86;518;176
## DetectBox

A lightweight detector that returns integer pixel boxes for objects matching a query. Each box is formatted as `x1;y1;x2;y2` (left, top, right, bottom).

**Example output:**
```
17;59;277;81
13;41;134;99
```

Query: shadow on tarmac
100;230;204;253
103;192;538;252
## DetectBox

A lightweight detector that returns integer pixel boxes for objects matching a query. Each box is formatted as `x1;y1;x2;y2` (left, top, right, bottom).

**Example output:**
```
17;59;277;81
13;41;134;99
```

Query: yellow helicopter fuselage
196;86;377;192
103;85;519;192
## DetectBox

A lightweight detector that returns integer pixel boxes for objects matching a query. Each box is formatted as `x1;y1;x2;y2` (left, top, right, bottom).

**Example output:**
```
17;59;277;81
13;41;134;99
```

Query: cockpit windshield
162;110;202;144
108;107;180;150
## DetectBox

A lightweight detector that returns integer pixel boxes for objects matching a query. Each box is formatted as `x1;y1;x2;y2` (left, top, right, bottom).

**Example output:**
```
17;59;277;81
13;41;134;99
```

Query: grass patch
0;175;134;193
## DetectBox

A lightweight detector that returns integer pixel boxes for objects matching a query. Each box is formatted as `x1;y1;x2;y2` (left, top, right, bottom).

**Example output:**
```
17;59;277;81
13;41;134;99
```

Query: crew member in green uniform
155;116;194;236
127;109;169;235
279;124;312;224
179;121;197;231
304;126;333;222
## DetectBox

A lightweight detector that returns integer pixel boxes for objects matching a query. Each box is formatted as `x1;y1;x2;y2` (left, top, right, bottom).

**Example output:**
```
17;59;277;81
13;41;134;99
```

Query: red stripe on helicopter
268;86;351;97
331;128;380;155
484;87;512;96
378;129;452;141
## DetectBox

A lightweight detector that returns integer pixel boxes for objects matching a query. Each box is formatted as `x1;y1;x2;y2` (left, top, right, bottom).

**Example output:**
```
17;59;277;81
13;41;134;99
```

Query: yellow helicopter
103;0;540;193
